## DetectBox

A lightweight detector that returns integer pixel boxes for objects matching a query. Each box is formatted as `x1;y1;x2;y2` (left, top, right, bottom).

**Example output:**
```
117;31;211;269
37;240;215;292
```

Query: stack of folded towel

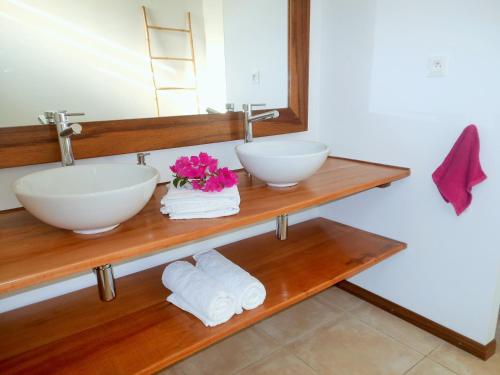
160;185;240;219
162;250;266;327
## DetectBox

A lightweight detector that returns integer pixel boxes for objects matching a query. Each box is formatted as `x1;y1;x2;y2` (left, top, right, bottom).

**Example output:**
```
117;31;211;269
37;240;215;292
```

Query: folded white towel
167;207;240;220
162;261;236;327
194;250;266;314
160;185;240;219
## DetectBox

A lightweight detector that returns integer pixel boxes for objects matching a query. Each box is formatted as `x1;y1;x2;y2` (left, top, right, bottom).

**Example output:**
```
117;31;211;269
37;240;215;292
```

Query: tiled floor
159;287;500;375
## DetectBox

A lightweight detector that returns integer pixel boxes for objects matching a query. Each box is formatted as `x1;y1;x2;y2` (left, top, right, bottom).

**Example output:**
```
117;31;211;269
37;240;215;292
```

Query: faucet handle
70;123;83;135
38;111;85;125
206;107;221;114
38;114;50;125
59;123;82;137
38;111;57;125
242;103;266;112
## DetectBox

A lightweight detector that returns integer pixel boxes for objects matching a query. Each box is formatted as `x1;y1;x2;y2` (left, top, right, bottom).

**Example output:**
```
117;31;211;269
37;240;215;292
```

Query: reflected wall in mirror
0;0;288;126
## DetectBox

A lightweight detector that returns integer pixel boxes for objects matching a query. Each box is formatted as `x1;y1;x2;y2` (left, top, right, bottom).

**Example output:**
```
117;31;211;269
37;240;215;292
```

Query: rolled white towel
162;261;236;327
194;250;266;314
161;185;240;215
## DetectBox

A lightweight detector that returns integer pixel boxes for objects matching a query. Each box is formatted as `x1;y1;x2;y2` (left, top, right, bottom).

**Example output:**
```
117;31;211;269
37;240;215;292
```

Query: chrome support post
276;214;288;240
94;264;116;302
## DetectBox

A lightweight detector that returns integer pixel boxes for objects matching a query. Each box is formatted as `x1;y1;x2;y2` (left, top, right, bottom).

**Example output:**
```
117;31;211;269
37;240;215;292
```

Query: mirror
0;0;288;127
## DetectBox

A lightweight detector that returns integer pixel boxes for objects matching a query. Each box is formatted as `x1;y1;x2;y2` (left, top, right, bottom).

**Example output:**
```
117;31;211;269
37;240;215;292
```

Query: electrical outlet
427;56;448;77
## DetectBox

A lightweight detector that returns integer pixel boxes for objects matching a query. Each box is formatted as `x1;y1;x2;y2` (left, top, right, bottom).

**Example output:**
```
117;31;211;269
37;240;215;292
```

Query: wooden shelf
0;157;409;294
0;218;406;374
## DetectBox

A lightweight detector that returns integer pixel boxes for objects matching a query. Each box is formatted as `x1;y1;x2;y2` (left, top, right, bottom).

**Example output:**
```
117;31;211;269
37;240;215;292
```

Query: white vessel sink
13;164;159;234
236;140;330;187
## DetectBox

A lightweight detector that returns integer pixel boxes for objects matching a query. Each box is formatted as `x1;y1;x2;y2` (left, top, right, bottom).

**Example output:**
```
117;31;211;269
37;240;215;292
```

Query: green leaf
179;179;188;187
173;177;180;187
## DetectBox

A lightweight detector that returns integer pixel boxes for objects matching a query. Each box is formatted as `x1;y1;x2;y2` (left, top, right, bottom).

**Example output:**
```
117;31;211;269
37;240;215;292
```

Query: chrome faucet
206;107;221;114
38;110;84;166
207;103;235;114
136;152;150;165
242;104;279;143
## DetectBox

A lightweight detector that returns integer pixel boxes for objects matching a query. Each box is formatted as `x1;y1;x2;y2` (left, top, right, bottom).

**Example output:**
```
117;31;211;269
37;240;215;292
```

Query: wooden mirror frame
0;0;309;169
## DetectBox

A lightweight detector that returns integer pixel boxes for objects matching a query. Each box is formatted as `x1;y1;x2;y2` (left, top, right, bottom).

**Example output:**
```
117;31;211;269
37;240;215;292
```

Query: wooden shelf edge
0;218;406;374
330;155;411;174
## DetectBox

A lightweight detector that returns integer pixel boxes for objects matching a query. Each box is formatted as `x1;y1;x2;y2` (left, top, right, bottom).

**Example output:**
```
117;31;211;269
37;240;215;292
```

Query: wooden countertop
0;218;406;374
0;157;410;294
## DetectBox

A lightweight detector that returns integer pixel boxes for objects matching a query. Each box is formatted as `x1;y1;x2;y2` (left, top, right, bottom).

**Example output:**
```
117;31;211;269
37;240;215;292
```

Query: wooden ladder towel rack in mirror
0;0;310;169
141;6;201;116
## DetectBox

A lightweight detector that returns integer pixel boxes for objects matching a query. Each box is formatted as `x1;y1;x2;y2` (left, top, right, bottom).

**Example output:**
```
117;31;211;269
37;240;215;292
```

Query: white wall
199;0;227;113
223;0;288;110
0;0;323;312
318;0;500;344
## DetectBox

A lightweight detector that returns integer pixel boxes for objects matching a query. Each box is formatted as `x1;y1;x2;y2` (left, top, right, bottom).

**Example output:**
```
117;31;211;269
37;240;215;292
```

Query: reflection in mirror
0;0;288;127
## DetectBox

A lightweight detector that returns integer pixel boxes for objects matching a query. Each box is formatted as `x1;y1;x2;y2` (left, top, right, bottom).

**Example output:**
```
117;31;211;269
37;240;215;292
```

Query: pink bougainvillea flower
216;167;238;188
191;180;203;190
173;157;192;179
202;176;223;192
208;160;218;174
198;152;218;173
190;155;200;166
170;152;237;192
198;164;208;176
198;152;210;164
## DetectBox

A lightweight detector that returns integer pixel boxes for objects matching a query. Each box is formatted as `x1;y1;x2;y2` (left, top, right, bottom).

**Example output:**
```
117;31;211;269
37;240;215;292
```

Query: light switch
251;70;260;85
427;56;448;77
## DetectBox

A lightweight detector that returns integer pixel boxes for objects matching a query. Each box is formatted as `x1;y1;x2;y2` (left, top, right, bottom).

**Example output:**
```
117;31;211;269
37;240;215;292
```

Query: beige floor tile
405;358;456;375
237;348;317;375
315;287;364;312
430;342;500;375
175;327;280;375
255;297;345;344
156;364;185;375
351;302;443;355
290;317;423;375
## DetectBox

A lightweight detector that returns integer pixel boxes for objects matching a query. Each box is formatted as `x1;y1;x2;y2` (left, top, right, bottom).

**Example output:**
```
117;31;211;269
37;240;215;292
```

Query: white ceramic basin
236;140;330;187
13;164;159;234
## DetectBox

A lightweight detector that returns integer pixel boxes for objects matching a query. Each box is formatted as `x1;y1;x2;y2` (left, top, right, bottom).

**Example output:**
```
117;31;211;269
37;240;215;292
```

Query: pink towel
432;124;487;215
